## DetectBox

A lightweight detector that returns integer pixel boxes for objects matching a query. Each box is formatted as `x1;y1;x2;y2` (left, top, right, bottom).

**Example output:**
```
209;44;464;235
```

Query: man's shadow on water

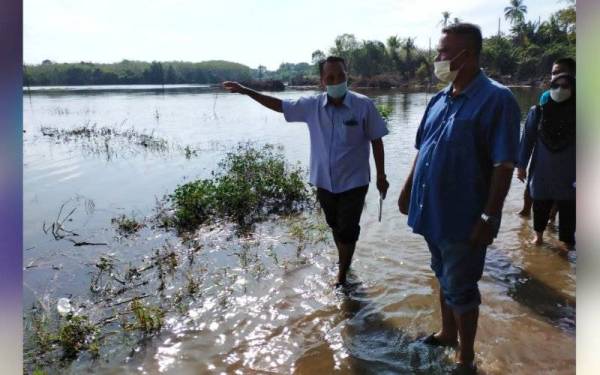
293;256;574;375
485;249;576;333
300;276;460;375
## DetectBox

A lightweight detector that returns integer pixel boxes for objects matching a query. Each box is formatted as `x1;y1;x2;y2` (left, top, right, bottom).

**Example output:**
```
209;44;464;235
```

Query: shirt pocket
338;115;366;146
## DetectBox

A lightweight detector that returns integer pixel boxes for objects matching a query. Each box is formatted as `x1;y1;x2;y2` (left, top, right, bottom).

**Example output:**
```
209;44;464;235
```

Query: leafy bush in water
170;144;311;230
376;104;393;121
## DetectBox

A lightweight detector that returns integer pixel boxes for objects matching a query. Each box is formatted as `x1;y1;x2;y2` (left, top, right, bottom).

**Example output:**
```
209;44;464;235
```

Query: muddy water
23;85;575;374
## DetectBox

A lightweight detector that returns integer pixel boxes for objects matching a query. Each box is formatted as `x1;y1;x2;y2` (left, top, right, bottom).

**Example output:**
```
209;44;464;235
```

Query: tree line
24;0;574;87
24;60;253;86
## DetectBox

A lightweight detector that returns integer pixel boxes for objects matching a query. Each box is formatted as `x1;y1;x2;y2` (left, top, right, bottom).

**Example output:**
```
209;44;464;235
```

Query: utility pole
428;37;432;96
498;17;501;37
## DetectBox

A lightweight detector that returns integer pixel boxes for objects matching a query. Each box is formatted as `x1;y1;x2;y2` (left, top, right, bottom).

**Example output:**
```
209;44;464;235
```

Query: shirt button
422;184;426;188
420;204;423;209
425;162;429;166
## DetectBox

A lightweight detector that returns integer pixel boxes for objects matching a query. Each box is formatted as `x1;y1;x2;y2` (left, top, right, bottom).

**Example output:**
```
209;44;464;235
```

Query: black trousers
316;185;368;244
533;199;576;244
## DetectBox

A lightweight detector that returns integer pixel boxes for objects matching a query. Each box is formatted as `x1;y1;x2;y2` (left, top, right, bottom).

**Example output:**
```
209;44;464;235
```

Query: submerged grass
41;124;169;154
111;214;144;236
169;143;312;232
58;315;97;359
128;298;165;334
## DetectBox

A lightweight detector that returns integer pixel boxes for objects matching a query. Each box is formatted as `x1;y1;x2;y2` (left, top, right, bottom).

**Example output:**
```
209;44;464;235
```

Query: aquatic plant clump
376;104;393;121
170;144;313;231
40;124;169;153
58;315;98;359
111;214;144;236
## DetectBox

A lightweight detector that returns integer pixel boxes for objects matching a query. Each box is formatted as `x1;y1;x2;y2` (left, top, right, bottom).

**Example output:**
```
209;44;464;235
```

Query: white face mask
434;60;458;83
433;50;466;83
550;87;572;103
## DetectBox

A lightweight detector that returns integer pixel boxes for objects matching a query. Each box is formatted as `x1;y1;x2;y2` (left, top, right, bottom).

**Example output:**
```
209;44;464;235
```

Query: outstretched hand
223;81;246;94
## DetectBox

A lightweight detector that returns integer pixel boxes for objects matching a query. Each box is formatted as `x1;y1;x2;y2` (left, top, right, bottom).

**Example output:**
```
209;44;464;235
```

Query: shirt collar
322;91;353;108
443;70;487;99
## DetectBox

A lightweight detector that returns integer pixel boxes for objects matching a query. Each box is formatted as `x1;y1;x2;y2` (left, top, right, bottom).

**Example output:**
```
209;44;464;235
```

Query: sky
24;0;566;70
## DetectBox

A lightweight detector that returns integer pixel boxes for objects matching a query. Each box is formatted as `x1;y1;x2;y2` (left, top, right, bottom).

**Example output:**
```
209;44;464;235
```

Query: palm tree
439;11;451;27
404;37;416;78
386;35;402;72
504;0;527;25
386;35;401;52
452;17;461;24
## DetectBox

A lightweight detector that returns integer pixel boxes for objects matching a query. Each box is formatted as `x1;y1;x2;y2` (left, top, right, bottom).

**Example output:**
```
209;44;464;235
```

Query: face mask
326;81;347;99
434;50;466;83
550;87;572;103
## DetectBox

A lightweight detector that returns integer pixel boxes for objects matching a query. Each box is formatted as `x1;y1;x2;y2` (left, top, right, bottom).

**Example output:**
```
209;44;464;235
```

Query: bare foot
335;275;347;288
557;242;574;256
518;209;531;218
531;233;544;246
434;331;458;347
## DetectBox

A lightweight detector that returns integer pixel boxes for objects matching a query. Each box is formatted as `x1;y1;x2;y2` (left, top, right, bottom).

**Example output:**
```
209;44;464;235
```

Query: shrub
170;144;311;231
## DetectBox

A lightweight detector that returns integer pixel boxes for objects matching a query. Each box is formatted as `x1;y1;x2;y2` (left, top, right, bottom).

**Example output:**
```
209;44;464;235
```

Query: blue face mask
326;81;348;99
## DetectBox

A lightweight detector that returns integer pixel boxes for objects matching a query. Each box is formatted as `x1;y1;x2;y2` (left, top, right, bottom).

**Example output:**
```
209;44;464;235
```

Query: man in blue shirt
398;23;520;374
223;56;389;287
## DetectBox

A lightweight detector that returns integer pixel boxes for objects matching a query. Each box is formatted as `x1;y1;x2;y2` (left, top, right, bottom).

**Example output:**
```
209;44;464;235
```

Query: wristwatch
480;213;500;227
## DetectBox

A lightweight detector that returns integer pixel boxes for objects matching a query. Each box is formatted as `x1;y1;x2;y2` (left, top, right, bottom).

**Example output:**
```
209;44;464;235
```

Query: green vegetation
482;0;576;82
24;59;252;86
169;143;312;231
128;298;165;334
307;1;574;86
39;124;207;160
58;315;97;359
111;214;144;236
41;125;169;153
377;104;393;121
26;307;98;362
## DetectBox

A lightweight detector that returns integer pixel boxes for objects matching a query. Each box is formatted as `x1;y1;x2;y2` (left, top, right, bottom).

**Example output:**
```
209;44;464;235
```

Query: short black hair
442;22;483;56
553;57;576;75
318;56;347;76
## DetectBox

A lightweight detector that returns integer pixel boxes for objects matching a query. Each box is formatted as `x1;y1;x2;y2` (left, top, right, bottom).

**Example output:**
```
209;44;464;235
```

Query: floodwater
23;84;575;374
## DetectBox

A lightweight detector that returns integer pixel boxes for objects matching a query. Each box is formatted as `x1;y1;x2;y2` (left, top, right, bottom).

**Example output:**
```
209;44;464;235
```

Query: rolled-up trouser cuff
443;289;481;315
426;239;487;315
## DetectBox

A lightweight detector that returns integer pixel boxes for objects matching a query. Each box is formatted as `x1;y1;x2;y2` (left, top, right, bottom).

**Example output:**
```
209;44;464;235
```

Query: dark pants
426;239;487;314
316;185;368;244
533;199;576;244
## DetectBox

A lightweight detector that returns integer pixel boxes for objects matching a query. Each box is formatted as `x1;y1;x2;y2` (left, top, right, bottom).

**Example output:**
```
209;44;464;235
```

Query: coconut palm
403;37;416;77
386;35;402;73
439;11;451;27
386;35;401;52
504;0;528;25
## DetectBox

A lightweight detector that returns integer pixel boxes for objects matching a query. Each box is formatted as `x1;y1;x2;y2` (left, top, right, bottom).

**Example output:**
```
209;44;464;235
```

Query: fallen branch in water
67;239;108;247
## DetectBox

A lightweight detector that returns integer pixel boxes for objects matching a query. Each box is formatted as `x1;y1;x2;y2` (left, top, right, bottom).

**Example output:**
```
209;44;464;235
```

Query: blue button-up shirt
407;71;521;242
282;91;389;193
